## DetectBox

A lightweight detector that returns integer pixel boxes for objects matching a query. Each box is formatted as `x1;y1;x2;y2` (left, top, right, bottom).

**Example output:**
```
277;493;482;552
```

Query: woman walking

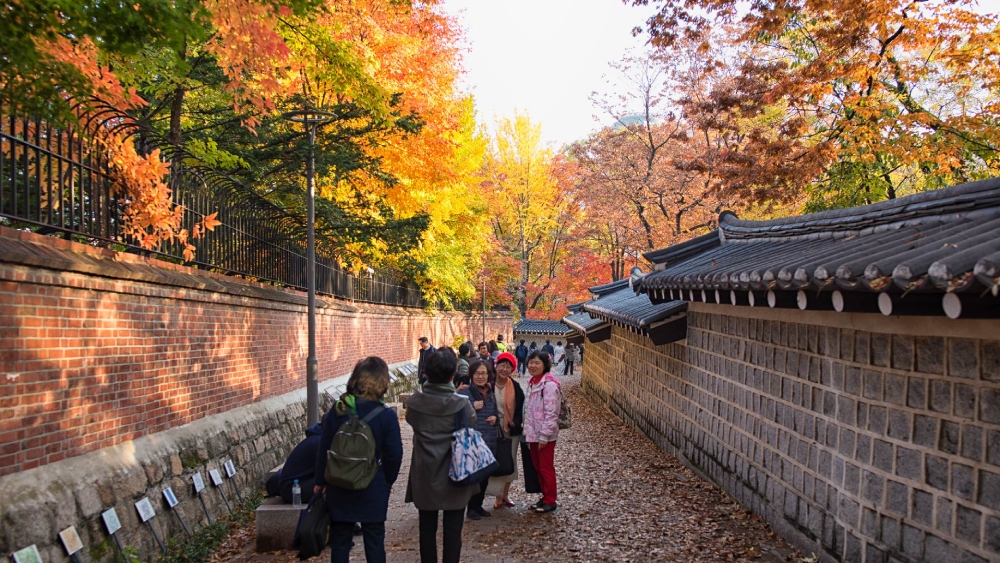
314;357;403;563
458;360;499;520
523;349;561;513
490;352;524;509
404;348;479;563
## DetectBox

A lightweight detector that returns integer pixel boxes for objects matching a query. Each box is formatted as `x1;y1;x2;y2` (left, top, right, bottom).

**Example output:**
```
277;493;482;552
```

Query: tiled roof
561;311;607;333
582;285;687;330
639;178;1000;296
513;319;575;335
587;277;631;297
643;230;721;267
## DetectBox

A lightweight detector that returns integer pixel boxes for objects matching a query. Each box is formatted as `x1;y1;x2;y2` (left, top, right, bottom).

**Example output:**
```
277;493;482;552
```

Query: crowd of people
270;334;573;563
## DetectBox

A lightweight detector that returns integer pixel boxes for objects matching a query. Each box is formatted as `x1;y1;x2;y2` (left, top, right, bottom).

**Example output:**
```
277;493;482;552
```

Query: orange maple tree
631;0;1000;205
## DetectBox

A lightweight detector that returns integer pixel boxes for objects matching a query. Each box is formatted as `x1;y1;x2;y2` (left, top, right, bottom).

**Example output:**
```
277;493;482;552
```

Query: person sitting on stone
265;423;322;504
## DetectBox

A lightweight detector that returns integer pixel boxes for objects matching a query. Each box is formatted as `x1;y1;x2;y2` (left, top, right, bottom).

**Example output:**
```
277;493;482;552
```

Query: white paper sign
163;487;179;508
192;472;206;493
135;497;156;522
102;508;122;534
224;460;236;478
209;468;224;486
59;526;84;555
12;545;42;563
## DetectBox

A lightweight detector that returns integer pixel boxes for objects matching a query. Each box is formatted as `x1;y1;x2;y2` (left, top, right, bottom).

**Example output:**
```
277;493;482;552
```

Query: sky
442;0;1000;150
441;0;659;149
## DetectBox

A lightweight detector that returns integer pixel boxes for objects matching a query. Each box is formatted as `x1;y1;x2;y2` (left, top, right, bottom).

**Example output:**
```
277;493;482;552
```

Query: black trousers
564;360;574;375
418;509;464;563
467;479;489;512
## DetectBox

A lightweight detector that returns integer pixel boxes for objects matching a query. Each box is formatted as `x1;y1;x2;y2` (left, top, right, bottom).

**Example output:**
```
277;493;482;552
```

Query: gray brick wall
582;311;1000;563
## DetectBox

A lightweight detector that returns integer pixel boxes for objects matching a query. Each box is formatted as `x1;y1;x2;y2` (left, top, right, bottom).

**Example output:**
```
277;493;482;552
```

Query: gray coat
404;390;479;510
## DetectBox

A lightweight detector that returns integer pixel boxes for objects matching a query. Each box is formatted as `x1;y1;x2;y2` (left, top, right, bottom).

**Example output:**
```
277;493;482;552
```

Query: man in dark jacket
417;336;436;384
541;340;554;360
266;423;322;504
514;340;529;375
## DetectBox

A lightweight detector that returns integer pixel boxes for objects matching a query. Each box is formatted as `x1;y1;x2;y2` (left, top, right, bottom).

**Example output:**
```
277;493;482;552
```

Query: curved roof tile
638;178;1000;295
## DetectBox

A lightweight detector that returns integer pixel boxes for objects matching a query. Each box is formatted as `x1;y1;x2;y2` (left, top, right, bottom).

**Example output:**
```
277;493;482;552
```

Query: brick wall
582;304;1000;563
0;228;511;477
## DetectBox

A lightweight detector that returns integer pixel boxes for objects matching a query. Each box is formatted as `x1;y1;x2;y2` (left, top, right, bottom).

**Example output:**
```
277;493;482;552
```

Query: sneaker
467;509;481;521
534;503;557;513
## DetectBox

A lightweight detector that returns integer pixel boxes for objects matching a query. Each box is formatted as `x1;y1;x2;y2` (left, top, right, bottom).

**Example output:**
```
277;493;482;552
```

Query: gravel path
227;371;799;563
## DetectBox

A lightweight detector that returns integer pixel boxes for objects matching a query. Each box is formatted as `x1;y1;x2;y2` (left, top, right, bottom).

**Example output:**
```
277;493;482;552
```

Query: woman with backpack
523;349;561;513
314;356;403;563
404;348;479;563
458;359;499;520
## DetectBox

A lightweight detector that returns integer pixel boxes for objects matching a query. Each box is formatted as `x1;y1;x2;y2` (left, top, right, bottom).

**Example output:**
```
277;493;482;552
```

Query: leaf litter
212;372;801;562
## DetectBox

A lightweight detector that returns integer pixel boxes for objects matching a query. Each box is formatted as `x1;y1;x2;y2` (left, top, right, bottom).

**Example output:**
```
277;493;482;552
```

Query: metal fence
0;106;427;308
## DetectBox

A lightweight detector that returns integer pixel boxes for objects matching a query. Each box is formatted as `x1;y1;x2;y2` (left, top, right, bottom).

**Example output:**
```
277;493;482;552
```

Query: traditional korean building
571;178;1000;563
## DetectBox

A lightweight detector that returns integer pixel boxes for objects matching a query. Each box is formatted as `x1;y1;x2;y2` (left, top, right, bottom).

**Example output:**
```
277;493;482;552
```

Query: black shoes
534;503;557;513
467;506;491;520
532;499;544;509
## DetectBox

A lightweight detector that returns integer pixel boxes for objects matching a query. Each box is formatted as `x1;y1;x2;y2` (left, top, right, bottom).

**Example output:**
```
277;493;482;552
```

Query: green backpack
324;406;384;490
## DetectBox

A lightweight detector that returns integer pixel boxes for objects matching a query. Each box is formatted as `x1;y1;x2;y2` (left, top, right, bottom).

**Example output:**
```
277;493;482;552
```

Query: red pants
529;441;558;505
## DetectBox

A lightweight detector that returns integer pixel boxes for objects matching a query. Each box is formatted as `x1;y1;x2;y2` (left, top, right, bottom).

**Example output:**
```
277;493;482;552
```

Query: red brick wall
0;228;511;477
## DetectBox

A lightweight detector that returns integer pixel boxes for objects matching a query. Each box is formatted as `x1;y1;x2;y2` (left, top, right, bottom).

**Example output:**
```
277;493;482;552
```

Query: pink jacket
523;373;560;443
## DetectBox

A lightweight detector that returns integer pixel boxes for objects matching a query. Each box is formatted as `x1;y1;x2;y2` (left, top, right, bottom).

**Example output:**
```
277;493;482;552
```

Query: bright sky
441;0;658;149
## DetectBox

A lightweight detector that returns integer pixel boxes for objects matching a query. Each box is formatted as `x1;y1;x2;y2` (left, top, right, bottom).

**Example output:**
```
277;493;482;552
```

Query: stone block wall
0;226;511;478
582;304;1000;562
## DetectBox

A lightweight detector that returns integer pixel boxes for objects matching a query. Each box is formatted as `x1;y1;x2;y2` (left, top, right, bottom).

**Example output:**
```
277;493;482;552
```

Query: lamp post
282;107;336;426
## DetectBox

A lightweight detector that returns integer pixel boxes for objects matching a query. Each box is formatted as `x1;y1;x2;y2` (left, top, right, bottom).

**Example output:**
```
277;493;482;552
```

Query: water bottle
292;479;302;508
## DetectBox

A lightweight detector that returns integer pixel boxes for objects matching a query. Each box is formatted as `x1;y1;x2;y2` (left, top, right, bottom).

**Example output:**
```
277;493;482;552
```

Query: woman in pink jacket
522;349;561;513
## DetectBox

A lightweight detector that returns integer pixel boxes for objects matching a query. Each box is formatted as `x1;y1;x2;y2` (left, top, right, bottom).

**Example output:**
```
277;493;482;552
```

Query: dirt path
225;371;800;563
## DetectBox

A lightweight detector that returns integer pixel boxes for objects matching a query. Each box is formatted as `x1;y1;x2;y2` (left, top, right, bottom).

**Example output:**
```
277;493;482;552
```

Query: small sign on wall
192;472;206;493
11;545;42;563
163;487;179;508
135;498;156;522
59;526;84;556
101;508;122;535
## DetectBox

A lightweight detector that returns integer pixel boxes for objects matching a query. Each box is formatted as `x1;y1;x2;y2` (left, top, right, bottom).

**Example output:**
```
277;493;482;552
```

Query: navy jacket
458;384;498;453
315;398;403;523
515;344;529;361
278;423;322;490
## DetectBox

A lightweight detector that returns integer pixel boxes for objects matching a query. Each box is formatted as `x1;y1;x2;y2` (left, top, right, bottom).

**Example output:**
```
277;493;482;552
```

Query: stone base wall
582;304;1000;563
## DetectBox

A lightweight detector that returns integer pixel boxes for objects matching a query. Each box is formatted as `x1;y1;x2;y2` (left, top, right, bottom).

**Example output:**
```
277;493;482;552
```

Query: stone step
255;496;301;552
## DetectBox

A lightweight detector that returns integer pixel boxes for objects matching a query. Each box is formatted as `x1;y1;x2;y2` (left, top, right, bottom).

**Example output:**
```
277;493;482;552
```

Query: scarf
529;371;549;386
496;377;516;431
422;382;456;396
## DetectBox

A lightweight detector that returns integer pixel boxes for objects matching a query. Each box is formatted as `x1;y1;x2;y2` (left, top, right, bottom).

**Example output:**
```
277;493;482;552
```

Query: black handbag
520;439;541;494
493;427;515;477
293;494;330;560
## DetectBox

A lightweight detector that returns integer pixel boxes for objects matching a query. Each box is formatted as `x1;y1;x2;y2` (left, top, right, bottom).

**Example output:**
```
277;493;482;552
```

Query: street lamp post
283;107;336;426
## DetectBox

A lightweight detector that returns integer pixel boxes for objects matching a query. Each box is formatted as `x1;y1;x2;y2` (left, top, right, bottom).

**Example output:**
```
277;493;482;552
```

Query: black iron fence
0;106;427;308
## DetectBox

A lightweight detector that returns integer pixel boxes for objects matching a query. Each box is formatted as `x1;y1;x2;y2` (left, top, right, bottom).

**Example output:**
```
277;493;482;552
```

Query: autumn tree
482;112;582;318
632;0;1000;207
569;51;728;282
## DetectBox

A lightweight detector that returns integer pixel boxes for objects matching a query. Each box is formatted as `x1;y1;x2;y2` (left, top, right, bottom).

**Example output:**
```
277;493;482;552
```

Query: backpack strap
361;405;385;424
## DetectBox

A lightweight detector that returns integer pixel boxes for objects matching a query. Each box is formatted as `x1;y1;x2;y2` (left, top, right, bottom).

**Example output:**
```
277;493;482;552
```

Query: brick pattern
582;313;1000;563
0;256;510;477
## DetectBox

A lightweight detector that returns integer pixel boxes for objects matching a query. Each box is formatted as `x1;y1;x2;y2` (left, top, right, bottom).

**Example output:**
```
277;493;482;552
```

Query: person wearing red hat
489;353;525;509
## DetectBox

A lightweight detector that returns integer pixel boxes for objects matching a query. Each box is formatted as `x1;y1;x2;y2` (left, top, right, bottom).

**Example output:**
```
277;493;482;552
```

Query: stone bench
255;496;301;552
256;464;297;552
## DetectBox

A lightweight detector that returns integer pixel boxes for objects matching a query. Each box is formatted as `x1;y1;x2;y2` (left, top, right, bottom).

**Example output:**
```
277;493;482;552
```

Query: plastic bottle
292;479;302;508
